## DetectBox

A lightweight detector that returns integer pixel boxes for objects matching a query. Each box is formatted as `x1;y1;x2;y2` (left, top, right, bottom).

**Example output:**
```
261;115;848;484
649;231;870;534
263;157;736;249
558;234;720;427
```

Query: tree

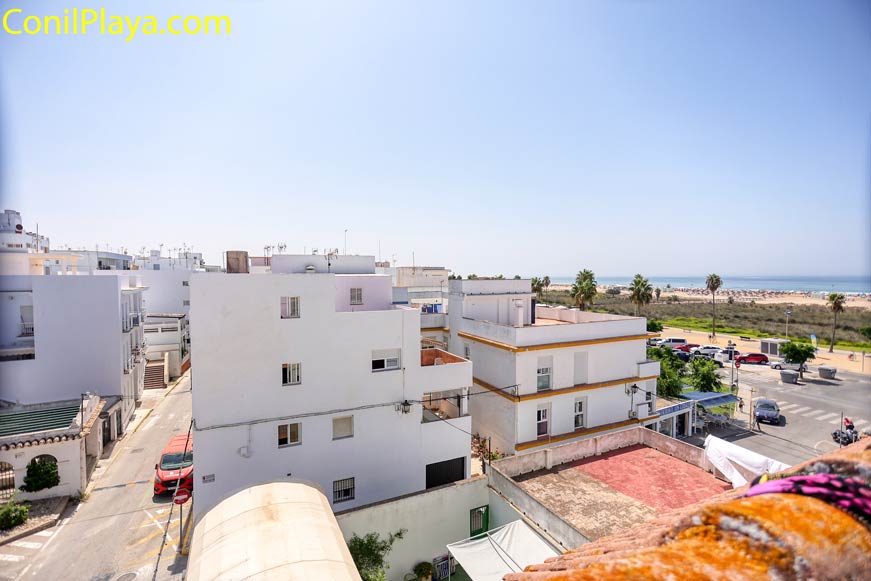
688;357;722;392
706;273;723;338
826;292;846;353
654;287;661;302
542;276;551;301
467;274;478;280
646;347;684;398
348;529;407;581
19;459;60;492
629;274;653;316
493;274;505;280
647;319;663;333
779;341;816;380
860;326;871;343
531;277;543;299
513;274;521;280
570;269;597;310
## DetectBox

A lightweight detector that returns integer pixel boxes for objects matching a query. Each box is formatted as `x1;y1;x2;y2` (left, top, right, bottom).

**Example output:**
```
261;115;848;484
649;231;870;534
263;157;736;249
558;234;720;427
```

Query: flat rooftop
513;444;730;540
531;317;571;326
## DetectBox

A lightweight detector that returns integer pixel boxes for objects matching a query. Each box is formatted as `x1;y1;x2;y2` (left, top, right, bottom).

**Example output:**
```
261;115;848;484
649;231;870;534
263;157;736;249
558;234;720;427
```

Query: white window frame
574;398;586;430
277;422;301;448
350;287;363;306
282;362;301;386
332;415;354;440
333;477;355;503
536;405;550;438
372;356;400;372
281;296;300;319
536;367;552;391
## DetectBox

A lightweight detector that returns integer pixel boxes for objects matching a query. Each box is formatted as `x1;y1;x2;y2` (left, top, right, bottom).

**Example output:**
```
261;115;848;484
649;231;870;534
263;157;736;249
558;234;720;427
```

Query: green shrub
414;561;435;579
0;496;29;530
19;459;60;492
647;319;663;333
348;529;406;581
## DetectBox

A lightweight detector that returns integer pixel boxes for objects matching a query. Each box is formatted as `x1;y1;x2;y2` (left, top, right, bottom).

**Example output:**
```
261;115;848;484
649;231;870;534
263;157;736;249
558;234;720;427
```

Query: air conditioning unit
628;410;638;419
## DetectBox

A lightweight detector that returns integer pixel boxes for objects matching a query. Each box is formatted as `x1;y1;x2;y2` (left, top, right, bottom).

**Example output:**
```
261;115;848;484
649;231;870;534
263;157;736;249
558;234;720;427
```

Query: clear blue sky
1;0;869;277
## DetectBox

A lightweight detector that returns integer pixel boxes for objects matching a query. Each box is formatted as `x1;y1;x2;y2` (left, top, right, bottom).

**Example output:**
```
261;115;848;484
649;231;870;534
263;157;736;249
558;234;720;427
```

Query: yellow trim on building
421;327;450;333
472;375;659;403
515;416;661;451
457;331;651;353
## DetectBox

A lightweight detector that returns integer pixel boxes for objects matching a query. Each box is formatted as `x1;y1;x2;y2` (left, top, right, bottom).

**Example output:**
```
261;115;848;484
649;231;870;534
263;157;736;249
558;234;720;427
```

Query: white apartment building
0;274;148;434
0;209;49;254
191;267;473;518
447;279;660;455
134;248;204;272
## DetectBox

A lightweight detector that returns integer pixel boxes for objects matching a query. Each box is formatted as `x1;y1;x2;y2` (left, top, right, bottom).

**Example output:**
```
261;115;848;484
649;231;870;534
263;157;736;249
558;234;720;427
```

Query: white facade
447;279;659;455
0;209;49;254
0;275;147;429
271;253;376;274
133;248;204;272
191;271;473;518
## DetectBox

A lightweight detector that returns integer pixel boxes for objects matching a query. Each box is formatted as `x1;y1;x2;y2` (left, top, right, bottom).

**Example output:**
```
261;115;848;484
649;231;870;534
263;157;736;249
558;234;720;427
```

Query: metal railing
19;322;34;337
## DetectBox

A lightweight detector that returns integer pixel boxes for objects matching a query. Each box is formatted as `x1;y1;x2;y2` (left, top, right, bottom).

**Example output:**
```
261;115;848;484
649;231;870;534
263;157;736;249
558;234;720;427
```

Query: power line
152;419;193;581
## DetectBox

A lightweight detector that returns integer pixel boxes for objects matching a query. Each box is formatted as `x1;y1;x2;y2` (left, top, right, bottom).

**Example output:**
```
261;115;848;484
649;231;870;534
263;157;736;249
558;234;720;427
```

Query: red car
154;434;193;495
736;353;769;365
674;343;700;352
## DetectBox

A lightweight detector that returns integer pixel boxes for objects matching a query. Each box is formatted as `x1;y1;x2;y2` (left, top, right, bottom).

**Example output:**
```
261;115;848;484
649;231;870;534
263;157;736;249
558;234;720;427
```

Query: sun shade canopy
447;520;561;581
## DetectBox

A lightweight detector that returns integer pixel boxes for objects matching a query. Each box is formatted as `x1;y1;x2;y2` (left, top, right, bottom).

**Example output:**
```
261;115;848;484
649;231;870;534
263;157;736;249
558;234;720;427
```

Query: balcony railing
19;322;34;337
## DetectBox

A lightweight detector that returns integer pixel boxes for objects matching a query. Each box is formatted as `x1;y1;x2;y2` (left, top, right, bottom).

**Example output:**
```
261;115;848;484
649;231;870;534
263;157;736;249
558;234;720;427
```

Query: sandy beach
547;284;871;310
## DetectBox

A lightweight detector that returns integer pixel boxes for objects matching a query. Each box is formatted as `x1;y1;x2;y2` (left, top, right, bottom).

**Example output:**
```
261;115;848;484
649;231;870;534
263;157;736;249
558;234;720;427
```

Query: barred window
350;287;363;305
333;477;355;503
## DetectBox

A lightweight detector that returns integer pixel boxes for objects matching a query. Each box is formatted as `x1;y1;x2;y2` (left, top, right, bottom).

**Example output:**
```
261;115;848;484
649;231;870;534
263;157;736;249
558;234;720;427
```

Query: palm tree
542;276;551;302
654;287;661;302
531;277;543;299
706;273;723;339
827;293;846;353
629;274;653;316
570;270;597;310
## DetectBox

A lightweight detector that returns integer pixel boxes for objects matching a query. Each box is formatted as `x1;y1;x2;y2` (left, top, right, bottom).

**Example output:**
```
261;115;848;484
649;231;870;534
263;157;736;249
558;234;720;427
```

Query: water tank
226;250;250;273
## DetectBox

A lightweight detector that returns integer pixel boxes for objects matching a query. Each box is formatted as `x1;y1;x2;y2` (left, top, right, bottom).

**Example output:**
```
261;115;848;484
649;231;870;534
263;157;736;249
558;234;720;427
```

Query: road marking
853;419;868;427
0;554;24;562
33;530;54;537
11;541;42;550
790;406;811;414
776;401;789;406
830;418;845;425
778;404;801;411
817;413;839;422
143;509;173;542
127;526;167;547
802;410;825;418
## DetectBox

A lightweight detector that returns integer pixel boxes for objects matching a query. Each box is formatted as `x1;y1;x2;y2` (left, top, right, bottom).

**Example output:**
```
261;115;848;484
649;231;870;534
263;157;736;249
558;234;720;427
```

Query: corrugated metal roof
0;404;80;437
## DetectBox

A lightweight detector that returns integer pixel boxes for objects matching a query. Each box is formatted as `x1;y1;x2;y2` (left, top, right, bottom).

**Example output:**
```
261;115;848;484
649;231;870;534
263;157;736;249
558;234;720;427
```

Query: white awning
704;435;791;486
447;520;560;581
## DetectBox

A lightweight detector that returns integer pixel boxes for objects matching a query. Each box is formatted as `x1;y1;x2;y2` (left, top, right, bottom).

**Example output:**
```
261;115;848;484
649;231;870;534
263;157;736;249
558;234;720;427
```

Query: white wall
191;273;472;518
271;254;376;274
333;275;393;312
0;439;84;500
468;389;516;454
335;477;492;581
0;276;127;405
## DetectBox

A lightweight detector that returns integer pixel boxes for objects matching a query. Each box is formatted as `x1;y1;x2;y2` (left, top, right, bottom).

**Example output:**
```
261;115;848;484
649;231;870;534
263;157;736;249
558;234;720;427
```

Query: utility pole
344;229;349;255
784;310;792;339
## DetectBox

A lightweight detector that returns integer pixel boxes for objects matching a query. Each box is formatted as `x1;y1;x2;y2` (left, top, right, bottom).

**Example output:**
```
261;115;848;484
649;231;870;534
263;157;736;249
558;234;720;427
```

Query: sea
547;275;871;294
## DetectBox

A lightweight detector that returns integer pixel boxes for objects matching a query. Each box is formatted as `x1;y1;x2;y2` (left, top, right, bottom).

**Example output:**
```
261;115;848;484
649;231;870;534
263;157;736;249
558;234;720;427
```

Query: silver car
770;361;809;371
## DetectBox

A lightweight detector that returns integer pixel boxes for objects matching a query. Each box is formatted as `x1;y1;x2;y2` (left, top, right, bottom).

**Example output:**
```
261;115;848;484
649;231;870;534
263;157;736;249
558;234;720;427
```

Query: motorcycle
831;418;859;446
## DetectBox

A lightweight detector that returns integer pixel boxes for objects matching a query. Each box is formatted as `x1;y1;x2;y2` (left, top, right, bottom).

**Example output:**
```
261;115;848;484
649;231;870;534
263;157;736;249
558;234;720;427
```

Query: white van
658;338;687;349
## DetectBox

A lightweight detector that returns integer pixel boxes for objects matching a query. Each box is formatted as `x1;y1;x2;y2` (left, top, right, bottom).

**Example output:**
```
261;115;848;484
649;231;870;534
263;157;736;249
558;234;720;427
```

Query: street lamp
784;310;792;339
344;229;349;255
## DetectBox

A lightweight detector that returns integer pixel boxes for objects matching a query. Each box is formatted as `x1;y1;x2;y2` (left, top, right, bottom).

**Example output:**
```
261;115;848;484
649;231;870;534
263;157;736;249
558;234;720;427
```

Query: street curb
0;496;69;547
180;506;194;555
130;407;155;435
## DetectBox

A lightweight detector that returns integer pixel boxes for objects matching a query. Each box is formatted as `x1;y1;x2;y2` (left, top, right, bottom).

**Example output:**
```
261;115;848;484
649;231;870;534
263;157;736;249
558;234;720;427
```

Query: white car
770;361;809;372
691;345;720;356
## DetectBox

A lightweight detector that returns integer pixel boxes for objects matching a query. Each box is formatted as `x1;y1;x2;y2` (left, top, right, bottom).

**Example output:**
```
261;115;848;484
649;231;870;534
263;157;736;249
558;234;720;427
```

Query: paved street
1;374;192;581
715;363;870;466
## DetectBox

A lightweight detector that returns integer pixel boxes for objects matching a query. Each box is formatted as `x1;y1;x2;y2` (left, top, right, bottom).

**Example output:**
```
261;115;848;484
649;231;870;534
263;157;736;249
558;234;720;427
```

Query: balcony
422;388;468;423
415;348;472;395
18;322;34;337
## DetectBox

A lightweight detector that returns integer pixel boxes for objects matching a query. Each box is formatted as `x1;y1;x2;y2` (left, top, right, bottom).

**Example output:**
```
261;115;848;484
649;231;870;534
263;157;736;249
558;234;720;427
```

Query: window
182;280;189;287
333;477;355;503
372;349;401;372
183;300;190;306
332;415;354;440
574;399;586;430
153;264;160;270
536;406;549;438
350;287;363;305
464;344;471;360
536;367;552;391
277;423;301;447
281;296;300;319
282;363;301;385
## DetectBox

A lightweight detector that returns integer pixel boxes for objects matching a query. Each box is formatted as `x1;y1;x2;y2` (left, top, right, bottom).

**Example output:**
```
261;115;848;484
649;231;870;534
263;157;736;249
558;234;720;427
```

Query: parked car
674;343;700;352
154;434;193;495
754;399;782;425
647;337;664;347
715;348;741;361
658;338;688;349
690;345;720;356
736;353;769;365
673;349;692;362
770;361;809;372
